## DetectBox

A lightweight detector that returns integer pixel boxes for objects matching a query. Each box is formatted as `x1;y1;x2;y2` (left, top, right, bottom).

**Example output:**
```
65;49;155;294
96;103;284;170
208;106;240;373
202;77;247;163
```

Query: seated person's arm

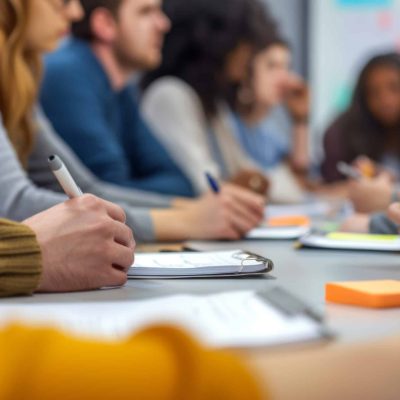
341;203;400;234
1;196;134;295
285;75;310;173
0;324;261;400
141;79;222;195
348;174;394;214
0;117;68;221
0;219;42;297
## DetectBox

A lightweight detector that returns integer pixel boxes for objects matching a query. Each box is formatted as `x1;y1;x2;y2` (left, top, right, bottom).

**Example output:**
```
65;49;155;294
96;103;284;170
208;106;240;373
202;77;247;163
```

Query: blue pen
205;172;220;194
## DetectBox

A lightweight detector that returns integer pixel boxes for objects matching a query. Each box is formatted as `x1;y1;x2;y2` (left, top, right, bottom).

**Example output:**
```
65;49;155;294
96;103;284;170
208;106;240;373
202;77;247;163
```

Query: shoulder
0;112;9;139
325;112;348;137
43;39;100;86
45;40;81;72
143;77;201;107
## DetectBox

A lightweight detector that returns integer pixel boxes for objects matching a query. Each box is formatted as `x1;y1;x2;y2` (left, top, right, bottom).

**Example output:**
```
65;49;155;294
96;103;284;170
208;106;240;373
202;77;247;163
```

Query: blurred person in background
322;53;400;213
141;0;308;203
229;37;310;191
0;0;264;245
322;53;400;183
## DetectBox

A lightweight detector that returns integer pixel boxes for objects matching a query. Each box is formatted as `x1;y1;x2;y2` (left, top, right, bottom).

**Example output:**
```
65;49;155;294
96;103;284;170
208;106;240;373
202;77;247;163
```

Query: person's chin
144;55;162;70
41;40;62;54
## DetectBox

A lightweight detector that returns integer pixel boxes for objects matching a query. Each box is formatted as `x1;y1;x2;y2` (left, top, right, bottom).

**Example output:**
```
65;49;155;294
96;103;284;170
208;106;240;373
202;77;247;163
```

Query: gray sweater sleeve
0;118;67;220
0;111;158;242
369;213;399;235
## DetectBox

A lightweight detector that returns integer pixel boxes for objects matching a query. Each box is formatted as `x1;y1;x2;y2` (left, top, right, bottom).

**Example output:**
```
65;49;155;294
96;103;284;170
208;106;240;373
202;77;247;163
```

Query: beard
112;38;160;72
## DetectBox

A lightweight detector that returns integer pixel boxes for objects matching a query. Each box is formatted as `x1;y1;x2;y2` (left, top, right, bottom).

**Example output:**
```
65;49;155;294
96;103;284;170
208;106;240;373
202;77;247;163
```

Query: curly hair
0;0;41;166
141;0;278;117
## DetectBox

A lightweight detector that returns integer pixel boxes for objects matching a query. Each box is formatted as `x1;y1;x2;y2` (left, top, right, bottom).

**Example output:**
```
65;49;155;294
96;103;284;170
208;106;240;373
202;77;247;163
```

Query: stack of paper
0;290;327;348
246;215;311;240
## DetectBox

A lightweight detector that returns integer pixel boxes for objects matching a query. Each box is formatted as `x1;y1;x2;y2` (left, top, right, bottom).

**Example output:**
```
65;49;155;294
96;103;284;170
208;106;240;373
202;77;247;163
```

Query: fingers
218;197;257;237
229;212;255;236
113;221;136;249
70;195;127;223
388;203;400;225
109;242;135;273
223;184;265;216
220;227;241;241
224;195;262;229
103;200;127;223
105;268;129;288
340;214;370;233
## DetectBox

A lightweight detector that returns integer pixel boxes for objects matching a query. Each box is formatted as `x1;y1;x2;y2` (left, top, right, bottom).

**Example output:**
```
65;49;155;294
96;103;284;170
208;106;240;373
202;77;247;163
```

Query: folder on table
297;232;400;252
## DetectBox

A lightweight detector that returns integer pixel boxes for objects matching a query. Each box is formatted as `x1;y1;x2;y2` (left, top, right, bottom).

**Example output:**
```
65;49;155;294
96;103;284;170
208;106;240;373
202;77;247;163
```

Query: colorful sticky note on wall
337;0;393;7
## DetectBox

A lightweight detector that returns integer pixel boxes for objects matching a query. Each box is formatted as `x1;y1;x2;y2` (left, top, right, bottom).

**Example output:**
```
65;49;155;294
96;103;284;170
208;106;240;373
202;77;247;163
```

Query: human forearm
247;336;400;400
124;206;156;243
290;123;309;172
0;220;42;297
151;208;194;241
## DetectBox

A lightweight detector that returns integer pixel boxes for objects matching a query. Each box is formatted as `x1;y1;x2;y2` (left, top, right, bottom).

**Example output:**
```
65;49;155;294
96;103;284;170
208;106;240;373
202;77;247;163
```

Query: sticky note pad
327;233;399;242
267;215;310;228
326;280;400;308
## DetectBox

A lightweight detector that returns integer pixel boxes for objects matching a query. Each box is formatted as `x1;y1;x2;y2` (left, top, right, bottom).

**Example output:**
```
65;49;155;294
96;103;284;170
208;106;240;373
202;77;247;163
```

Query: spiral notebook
128;250;273;278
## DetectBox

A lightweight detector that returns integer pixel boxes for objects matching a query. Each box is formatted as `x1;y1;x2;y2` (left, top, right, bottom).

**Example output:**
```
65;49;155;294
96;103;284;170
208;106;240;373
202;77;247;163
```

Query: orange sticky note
267;215;310;227
326;280;400;309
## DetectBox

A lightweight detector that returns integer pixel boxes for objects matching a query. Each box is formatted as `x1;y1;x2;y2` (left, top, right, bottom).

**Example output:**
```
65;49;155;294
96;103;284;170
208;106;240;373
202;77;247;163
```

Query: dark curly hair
141;0;278;117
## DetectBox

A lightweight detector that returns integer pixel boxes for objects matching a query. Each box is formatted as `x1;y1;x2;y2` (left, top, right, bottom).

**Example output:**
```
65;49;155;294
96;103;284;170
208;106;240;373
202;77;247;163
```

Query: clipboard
128;250;274;279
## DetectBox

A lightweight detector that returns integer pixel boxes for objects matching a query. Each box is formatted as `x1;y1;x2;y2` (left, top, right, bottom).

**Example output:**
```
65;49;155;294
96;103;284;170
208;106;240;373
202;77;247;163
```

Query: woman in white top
141;0;304;203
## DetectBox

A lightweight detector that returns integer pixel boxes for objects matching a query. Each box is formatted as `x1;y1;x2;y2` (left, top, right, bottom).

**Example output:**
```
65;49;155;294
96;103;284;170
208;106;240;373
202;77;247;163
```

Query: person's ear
90;7;118;43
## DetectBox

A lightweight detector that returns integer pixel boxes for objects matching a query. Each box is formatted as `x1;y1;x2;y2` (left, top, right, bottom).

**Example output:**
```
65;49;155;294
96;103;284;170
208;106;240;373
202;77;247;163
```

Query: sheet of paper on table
0;290;326;349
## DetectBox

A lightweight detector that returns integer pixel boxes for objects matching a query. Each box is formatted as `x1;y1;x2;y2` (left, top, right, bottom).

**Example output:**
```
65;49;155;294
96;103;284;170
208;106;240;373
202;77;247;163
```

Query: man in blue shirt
40;0;194;197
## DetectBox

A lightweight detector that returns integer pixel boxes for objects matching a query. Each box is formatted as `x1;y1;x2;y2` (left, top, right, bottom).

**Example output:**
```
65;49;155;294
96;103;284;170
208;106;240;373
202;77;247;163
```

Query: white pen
48;155;83;198
337;161;362;180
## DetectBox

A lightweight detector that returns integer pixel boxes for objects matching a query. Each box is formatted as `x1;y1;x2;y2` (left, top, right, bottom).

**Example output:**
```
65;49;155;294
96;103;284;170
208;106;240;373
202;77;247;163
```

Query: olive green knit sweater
0;219;42;297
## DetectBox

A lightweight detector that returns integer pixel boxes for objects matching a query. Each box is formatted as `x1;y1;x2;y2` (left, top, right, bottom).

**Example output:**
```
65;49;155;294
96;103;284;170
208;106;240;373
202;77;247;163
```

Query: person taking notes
0;0;263;244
